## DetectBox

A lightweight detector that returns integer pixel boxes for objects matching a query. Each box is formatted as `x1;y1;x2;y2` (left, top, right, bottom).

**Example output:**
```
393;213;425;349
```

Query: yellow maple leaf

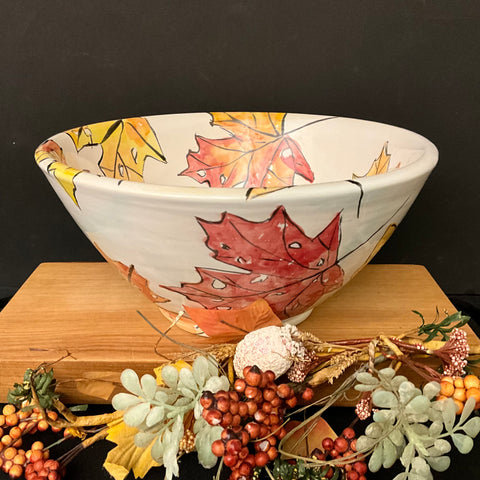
67;117;165;181
104;420;160;480
47;162;81;206
354;142;391;178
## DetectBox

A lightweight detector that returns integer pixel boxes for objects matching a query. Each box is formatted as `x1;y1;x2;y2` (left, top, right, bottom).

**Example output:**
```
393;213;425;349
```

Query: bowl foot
283;309;314;326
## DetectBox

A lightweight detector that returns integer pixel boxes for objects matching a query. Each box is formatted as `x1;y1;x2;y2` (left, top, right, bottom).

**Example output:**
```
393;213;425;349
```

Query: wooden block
0;263;478;403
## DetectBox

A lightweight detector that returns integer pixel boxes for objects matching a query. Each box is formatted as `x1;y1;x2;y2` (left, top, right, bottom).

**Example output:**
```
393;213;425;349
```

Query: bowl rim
34;112;438;202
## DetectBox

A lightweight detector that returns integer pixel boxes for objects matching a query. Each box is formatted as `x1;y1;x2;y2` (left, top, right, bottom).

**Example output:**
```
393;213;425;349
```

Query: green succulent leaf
382;437;398;468
460;416;480;438
356;372;380;385
368;442;384;472
161;365;179;389
372;390;398;408
405;395;430;415
121;369;143;395
441;398;457;431
426;455;450;472
451;433;474;454
458;396;476;426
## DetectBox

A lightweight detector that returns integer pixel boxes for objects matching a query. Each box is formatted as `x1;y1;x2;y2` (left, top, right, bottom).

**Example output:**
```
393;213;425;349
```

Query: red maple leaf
163;206;343;319
180;112;314;188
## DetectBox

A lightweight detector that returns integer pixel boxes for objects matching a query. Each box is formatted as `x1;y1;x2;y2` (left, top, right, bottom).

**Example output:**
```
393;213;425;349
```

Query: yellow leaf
354;142;391;178
104;420;160;480
47;162;81;206
67;117;165;181
154;360;192;386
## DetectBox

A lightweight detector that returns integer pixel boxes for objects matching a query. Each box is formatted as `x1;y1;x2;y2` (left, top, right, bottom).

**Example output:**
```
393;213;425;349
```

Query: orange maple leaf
184;298;283;340
67;117;165;181
180;112;314;189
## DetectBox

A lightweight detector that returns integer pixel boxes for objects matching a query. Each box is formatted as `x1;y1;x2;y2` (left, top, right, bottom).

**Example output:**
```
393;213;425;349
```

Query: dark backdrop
1;0;479;300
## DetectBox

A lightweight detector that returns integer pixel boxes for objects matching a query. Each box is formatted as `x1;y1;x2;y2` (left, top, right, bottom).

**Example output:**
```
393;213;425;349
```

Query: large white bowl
34;112;437;335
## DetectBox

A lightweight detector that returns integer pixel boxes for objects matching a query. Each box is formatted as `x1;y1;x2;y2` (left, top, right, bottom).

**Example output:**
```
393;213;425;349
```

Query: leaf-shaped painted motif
184;298;282;340
353;143;391;179
67;117;165;181
164;206;343;320
96;245;169;304
180;112;314;189
35;139;66;165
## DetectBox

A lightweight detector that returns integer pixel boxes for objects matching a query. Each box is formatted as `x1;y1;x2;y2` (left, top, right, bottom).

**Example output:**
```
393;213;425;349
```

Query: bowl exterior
34;113;438;335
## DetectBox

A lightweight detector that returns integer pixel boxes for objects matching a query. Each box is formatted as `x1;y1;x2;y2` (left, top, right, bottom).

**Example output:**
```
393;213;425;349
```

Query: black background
1;1;480;479
1;0;479;300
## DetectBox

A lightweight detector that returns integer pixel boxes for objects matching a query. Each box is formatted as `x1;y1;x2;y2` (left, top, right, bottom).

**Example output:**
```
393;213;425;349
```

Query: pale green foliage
112;356;229;480
355;368;480;480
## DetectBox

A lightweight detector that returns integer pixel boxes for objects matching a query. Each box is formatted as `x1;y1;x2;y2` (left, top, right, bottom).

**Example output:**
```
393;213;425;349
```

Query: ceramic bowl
34;112;437;335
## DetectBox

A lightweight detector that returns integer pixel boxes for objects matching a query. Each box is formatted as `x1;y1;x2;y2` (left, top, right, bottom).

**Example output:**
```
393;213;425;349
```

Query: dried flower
355;392;373;420
431;328;469;376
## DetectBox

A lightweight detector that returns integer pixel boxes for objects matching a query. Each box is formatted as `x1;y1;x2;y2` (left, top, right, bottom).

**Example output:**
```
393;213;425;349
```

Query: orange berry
440;381;455;397
0;415;5;427
5;414;19;427
4;446;18;460
2;405;16;416
464;375;480;390
37;419;49;432
46;411;58;422
13;453;26;465
43;449;50;460
0;457;2;468
454;377;465;388
8;463;23;478
453;388;467;403
12;438;22;448
29;450;44;463
2;434;13;446
441;375;454;384
31;441;44;451
466;387;480;403
9;426;22;440
17;410;31;421
3;459;13;473
454;399;464;414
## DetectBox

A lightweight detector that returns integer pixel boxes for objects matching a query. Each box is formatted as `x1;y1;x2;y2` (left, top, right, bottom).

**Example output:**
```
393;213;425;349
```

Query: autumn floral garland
3;311;480;480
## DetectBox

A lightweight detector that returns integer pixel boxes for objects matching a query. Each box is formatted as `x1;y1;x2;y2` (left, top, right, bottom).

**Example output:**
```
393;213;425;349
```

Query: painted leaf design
35;139;66;165
184;298;283;340
35;140;82;206
180;112;314;189
67;117;165;181
164;206;343;320
97;245;169;304
353;143;391;178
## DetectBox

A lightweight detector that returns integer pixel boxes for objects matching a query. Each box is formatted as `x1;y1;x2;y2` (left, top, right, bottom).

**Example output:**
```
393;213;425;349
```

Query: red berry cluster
311;428;368;480
201;365;298;480
0;404;63;479
24;459;64;480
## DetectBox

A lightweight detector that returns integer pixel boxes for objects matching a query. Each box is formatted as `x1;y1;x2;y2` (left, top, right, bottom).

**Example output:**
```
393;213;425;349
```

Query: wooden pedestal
0;263;477;403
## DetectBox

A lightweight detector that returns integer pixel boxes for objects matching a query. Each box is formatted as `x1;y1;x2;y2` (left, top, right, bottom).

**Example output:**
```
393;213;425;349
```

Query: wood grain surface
0;263;478;403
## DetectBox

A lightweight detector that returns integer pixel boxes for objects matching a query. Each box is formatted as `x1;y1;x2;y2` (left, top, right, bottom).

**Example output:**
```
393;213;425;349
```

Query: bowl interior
42;112;434;190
